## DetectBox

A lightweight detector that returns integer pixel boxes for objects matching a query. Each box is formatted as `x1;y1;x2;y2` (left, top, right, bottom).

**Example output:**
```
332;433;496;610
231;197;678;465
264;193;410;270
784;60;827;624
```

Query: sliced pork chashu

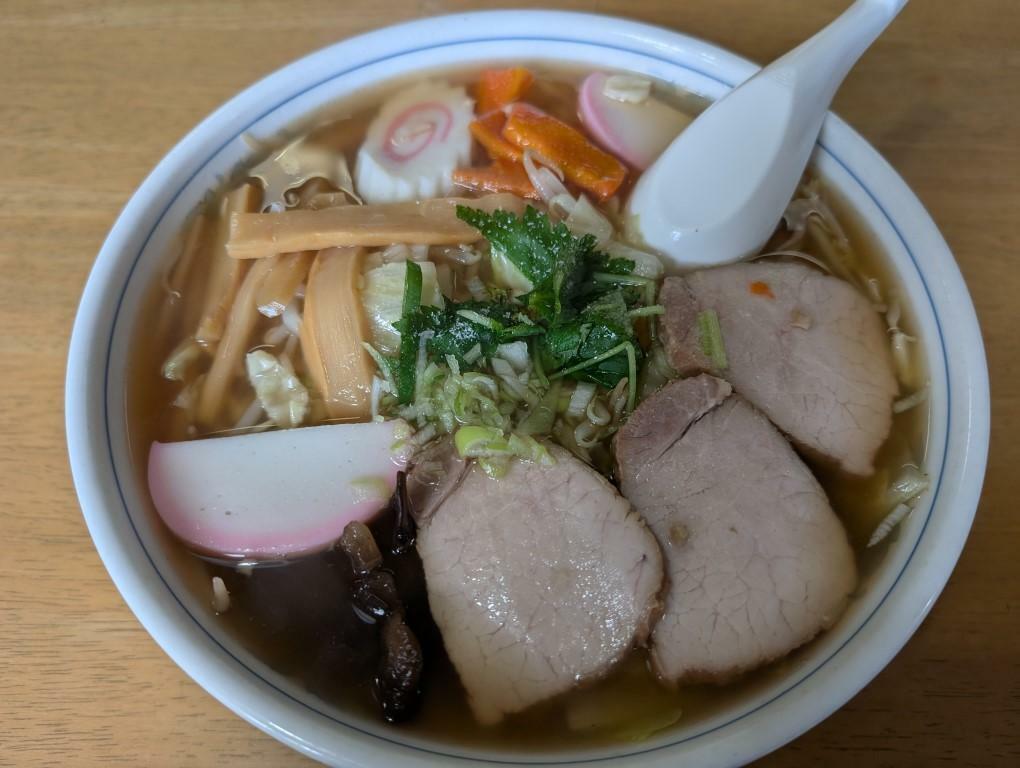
615;375;857;683
659;261;897;475
411;441;663;724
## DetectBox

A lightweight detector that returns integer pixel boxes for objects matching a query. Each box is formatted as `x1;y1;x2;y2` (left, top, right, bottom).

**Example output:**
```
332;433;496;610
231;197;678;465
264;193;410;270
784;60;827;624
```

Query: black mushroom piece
338;519;383;574
352;569;401;621
389;470;416;555
336;481;424;724
378;613;424;723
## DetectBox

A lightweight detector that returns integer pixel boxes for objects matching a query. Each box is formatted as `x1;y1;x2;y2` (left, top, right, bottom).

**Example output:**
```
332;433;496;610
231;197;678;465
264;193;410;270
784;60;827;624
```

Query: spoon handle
769;0;909;108
624;0;910;268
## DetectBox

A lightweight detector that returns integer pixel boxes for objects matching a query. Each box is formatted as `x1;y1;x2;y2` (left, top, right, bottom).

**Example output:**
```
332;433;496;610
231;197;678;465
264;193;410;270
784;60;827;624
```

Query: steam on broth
130;64;929;748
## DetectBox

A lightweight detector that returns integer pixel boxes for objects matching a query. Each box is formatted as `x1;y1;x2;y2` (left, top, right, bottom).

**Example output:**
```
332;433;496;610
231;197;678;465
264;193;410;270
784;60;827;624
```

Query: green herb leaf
457;205;603;323
598;257;636;276
371;208;658;424
402;260;423;316
394;261;424;404
417;300;532;367
541;289;642;389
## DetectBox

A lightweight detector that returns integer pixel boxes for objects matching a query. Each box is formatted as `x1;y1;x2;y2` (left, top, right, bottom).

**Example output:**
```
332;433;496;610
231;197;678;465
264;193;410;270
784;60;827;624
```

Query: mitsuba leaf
457;205;603;323
395;301;541;369
539;289;641;388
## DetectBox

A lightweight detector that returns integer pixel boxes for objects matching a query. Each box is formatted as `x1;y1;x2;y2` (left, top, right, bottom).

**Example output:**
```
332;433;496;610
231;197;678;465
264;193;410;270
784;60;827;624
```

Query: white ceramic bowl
66;10;989;767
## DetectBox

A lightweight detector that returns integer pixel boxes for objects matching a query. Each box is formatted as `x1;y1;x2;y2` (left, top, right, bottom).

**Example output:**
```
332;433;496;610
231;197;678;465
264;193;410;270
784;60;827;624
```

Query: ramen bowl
65;11;989;767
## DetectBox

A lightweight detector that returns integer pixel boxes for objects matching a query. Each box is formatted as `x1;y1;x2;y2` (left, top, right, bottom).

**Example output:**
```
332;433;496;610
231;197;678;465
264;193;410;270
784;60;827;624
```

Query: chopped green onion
518;380;560;435
625;351;637;411
454;426;555;469
455;425;508;457
373;208;661;449
697;309;728;370
507;433;554;466
478;456;509;478
628;305;665;318
456;309;501;330
362;342;397;393
591;272;654;287
530;342;549;388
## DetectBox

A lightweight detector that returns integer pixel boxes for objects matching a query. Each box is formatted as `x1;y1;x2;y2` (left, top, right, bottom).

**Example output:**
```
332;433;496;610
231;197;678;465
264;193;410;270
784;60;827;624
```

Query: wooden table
2;1;1017;765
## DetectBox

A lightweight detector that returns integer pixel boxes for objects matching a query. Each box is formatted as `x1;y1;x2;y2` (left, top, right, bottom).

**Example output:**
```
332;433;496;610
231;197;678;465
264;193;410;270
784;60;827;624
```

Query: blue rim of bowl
101;35;950;765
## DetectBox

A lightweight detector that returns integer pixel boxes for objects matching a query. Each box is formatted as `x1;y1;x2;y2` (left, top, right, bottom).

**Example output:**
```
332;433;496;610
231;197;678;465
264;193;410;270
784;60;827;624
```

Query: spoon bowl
626;0;910;269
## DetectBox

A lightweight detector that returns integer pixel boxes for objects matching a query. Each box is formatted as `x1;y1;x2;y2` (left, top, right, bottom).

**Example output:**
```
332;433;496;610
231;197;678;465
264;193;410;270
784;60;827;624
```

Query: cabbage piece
361;260;443;353
565;659;683;741
564;195;614;246
162;338;204;382
490;249;534;296
884;464;929;507
603;240;664;280
495;341;531;374
245;350;309;428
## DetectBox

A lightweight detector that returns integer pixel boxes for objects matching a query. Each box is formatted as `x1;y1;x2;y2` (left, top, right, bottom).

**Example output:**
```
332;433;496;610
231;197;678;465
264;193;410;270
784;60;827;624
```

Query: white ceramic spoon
626;0;909;269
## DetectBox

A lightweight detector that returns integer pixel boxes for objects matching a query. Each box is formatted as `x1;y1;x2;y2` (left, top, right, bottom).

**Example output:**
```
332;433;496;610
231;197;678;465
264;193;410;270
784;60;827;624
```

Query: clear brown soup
127;65;928;750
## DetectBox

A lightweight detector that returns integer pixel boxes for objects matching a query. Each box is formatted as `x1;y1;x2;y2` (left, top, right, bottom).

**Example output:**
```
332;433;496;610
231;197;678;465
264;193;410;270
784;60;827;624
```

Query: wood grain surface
1;1;1017;765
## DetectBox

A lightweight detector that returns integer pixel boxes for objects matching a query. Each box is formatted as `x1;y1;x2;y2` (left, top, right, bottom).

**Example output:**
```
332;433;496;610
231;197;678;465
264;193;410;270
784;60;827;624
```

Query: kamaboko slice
148;421;410;559
355;81;474;204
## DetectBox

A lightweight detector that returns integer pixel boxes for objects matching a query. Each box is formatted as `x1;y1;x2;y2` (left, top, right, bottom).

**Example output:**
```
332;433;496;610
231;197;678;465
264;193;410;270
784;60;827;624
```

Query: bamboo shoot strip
226;194;526;259
196;182;263;344
157;213;210;341
300;247;375;421
196;256;276;427
255;251;315;318
167;213;210;299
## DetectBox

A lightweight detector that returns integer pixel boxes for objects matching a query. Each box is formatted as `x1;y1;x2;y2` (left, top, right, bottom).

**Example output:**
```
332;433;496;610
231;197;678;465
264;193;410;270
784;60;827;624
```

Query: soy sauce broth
126;64;929;750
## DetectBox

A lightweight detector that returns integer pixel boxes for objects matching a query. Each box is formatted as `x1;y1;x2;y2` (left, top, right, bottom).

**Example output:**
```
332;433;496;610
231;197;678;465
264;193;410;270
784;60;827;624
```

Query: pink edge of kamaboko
147;420;408;559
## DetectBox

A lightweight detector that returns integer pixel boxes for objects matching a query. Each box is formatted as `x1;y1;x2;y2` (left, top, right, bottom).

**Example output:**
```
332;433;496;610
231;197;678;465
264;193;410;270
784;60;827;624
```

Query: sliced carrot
502;104;627;200
749;280;775;298
452;161;539;200
476;67;534;115
470;115;523;163
476;111;505;132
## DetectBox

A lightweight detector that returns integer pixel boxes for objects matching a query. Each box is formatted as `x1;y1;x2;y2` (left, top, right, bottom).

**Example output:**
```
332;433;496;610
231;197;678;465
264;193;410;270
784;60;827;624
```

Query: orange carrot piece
502;104;627;200
470;116;523;163
476;67;534;115
749;280;775;298
452;161;539;200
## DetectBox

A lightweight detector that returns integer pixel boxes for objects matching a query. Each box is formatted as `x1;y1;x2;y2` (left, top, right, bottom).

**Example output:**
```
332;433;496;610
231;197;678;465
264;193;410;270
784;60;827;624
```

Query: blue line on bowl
102;35;951;765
